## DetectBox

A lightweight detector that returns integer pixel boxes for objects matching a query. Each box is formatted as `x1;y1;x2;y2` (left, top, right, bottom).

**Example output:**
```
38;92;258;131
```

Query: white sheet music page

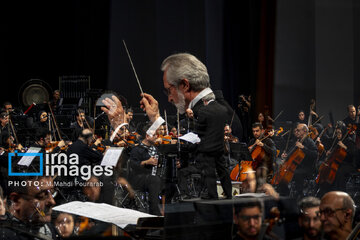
100;147;124;166
53;201;157;228
178;132;201;144
17;147;42;167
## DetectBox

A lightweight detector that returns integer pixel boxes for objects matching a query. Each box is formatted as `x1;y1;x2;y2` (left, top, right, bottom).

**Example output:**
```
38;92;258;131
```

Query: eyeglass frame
317;207;346;218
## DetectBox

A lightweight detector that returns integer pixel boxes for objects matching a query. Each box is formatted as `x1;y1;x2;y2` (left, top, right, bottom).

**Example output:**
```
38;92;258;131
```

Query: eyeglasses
317;207;346;218
238;214;261;222
163;85;176;96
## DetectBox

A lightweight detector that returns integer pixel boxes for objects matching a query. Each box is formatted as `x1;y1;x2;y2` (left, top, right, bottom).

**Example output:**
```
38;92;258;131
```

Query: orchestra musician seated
248;122;276;178
32;110;49;130
32;128;66;153
277;123;317;198
70;108;94;142
318;122;357;194
128;124;163;216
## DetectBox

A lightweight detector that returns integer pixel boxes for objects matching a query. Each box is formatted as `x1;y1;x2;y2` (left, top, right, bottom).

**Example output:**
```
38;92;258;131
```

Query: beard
174;90;186;114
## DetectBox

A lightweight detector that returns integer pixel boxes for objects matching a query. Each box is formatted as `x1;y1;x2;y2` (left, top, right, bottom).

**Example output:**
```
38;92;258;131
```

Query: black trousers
196;151;232;199
130;174;162;216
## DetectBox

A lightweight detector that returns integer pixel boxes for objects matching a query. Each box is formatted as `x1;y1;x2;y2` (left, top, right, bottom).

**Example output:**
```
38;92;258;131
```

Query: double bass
315;125;356;185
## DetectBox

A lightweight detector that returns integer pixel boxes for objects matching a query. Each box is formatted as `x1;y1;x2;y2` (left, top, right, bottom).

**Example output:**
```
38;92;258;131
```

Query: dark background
0;0;358;126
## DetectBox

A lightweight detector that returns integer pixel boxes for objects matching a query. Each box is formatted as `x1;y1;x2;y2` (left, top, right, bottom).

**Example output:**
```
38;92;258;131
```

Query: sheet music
17;147;42;166
178;132;201;144
100;147;124;166
53;201;157;228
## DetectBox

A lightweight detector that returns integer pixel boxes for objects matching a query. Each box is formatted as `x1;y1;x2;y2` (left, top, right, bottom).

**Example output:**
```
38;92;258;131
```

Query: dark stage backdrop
0;0;272;126
107;0;268;119
0;0;110;108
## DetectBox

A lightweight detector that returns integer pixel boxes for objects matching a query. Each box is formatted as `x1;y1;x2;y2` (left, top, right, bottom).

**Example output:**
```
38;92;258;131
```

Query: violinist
224;124;239;143
32;129;65;154
248;122;276;176
278;123;317;197
343;105;359;142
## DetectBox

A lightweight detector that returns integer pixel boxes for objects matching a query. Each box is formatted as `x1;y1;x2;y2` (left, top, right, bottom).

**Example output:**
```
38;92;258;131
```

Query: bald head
294;123;309;139
322;191;355;221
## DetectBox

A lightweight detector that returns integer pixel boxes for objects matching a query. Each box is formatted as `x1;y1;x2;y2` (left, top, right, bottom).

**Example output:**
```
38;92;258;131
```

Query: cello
315;124;356;185
271;132;308;185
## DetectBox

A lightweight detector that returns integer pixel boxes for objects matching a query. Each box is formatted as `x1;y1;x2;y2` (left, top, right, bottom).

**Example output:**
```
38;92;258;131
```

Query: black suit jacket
192;100;227;153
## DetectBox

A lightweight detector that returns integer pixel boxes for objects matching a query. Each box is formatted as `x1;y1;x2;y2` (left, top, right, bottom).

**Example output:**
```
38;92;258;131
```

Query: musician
3;101;14;114
257;112;266;129
343;105;357;126
70;108;94;141
343;105;359;143
67;128;102;166
0;174;59;240
49;89;63;114
279;123;317;197
322;123;357;191
214;89;243;140
128;126;162;215
32;129;65;153
248;122;276;176
125;107;136;132
319;191;355;240
296;196;322;240
297;110;307;124
0;111;10;146
33;110;49;130
224;124;239;143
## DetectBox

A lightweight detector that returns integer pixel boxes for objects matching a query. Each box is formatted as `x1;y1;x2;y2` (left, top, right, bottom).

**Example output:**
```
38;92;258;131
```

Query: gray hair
161;53;210;91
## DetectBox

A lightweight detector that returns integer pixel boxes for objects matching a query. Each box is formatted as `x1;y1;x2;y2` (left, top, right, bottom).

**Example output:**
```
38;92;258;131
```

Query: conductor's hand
101;95;124;128
140;93;160;123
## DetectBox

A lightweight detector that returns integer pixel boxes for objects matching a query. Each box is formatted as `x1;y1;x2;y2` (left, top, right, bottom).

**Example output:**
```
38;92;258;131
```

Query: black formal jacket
192;100;228;153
